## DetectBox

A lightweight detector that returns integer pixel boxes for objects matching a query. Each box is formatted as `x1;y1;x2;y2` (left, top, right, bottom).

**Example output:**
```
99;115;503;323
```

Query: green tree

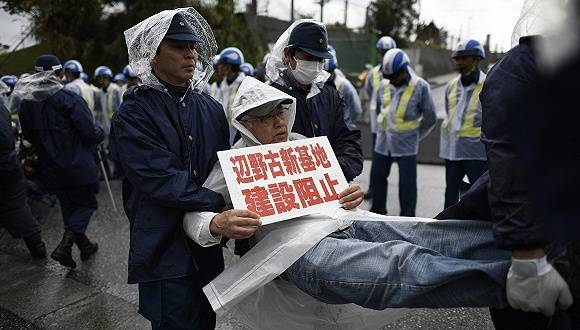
415;21;448;48
0;0;262;75
367;0;419;47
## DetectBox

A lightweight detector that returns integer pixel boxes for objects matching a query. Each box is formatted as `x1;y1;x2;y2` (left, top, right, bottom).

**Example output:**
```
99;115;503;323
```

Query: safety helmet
114;73;126;83
239;63;254;77
122;64;137;78
452;39;485;59
327;44;337;57
80;72;89;83
0;75;18;89
212;55;220;67
324;53;338;72
376;36;397;52
63;60;84;74
94;65;113;79
382;48;411;76
218;47;244;66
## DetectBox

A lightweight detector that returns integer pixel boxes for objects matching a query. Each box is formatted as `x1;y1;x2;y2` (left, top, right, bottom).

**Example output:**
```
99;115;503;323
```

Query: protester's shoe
74;233;98;261
50;231;76;268
23;233;47;258
553;241;580;321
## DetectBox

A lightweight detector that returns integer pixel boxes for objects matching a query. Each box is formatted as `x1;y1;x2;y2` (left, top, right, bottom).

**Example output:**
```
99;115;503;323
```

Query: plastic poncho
265;19;331;99
197;76;430;329
12;71;63;102
512;0;580;74
439;71;487;161
123;7;217;94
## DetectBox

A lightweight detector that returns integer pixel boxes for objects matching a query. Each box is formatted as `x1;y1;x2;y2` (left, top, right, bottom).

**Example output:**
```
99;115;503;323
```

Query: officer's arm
418;82;437;140
68;97;104;145
364;72;373;98
345;84;363;121
332;91;363;181
111;104;225;212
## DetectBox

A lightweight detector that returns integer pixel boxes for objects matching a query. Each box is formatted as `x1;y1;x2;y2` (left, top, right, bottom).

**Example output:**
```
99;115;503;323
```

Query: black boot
50;231;76;268
74;233;98;261
23;232;47;258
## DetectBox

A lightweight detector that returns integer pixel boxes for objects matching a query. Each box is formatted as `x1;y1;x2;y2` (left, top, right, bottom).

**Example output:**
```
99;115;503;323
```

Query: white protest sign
218;136;349;225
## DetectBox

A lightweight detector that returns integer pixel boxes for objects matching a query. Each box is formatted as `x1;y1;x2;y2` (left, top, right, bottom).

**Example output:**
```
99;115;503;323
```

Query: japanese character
293;177;323;208
247;152;268;181
268;182;300;213
230;155;253;184
310;143;331;168
279;147;302;175
264;150;285;178
319;173;340;202
241;186;275;217
294;145;316;172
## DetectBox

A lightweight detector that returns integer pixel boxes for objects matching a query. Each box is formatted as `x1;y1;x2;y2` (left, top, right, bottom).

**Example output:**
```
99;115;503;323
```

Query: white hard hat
382;48;410;76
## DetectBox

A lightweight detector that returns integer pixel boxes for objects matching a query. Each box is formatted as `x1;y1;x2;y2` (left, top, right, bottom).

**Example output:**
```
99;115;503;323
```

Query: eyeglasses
242;107;287;123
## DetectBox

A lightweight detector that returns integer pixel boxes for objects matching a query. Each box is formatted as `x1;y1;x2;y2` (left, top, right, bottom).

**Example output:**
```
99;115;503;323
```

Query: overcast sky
0;0;525;52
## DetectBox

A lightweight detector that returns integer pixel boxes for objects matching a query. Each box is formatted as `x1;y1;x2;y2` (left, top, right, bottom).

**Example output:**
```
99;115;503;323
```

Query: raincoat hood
12;71;63;102
266;19;330;99
231;76;297;146
124;7;217;94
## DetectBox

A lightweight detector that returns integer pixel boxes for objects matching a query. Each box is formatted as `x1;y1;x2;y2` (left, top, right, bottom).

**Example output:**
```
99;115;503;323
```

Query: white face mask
289;57;323;85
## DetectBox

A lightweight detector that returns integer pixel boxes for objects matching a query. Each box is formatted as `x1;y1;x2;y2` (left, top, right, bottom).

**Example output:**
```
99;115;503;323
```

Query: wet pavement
0;159;494;329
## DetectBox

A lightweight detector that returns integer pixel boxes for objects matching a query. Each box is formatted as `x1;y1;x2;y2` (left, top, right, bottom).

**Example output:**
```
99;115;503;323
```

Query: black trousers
138;275;216;330
0;176;41;239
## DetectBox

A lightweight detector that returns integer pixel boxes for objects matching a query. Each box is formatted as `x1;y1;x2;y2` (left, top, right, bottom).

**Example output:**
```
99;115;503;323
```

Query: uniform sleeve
68;96;104;145
364;70;373;98
480;46;549;250
418;81;436;140
342;83;363;123
111;101;226;212
331;90;363;182
64;83;81;96
0;106;21;185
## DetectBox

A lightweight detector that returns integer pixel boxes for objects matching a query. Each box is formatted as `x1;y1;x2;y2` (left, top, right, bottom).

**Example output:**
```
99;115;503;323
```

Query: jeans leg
397;155;417;216
444;160;465;209
464;160;488;185
286;230;510;309
370;153;393;215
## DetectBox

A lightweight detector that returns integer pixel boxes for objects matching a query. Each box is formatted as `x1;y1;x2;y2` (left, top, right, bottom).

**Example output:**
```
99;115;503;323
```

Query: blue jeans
370;154;417;216
444;160;487;209
285;220;511;309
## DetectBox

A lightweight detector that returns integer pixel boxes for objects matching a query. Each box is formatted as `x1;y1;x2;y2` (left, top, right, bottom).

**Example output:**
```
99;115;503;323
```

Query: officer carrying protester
440;39;488;209
370;48;436;216
16;54;104;269
266;20;363;182
113;9;261;329
0;96;46;259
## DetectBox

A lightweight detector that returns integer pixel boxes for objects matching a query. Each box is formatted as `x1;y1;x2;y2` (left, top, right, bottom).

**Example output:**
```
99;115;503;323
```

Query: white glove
507;256;573;316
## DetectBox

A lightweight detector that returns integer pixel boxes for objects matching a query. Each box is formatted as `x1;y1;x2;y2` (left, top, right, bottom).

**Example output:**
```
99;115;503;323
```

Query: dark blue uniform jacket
0;104;22;187
271;72;363;182
111;84;228;284
19;88;104;190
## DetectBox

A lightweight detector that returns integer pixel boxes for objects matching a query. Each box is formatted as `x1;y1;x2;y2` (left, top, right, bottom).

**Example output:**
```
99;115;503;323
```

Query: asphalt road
0;159;495;329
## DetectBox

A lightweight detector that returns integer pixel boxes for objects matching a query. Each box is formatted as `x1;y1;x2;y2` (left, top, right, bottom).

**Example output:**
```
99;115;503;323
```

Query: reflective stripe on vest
447;78;483;138
107;89;115;118
226;81;241;126
80;85;95;114
371;66;381;91
393;82;419;132
380;82;392;130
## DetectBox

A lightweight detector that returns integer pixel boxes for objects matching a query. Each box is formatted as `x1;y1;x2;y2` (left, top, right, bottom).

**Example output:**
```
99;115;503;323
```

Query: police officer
113;10;260;329
94;65;122;123
440;39;488;209
63;60;96;115
0;99;46;258
18;54;104;268
364;36;397;198
268;20;363;182
324;45;363;130
371;48;436;216
215;47;246;145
